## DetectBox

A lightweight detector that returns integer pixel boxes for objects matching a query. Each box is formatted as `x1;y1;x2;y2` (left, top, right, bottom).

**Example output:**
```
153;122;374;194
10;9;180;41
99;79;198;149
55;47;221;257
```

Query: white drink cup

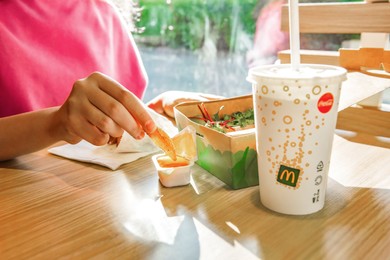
247;64;347;215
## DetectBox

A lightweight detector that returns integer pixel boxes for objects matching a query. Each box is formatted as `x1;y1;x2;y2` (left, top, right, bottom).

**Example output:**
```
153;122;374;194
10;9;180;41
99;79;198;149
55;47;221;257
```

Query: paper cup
247;64;347;215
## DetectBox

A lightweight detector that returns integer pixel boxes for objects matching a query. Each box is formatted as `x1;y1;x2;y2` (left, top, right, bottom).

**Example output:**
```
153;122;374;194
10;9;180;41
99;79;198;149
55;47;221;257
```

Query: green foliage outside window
135;0;258;51
135;0;363;51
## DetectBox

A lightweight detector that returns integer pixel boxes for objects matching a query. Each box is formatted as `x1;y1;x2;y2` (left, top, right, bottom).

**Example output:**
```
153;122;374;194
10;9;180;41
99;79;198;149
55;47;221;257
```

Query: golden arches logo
277;165;301;187
280;169;296;183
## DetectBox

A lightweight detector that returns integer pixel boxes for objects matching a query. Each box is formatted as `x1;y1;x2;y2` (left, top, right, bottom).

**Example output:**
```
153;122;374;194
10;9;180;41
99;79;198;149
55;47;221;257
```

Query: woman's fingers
81;101;124;139
59;72;156;145
83;82;132;138
71;115;110;146
88;72;156;136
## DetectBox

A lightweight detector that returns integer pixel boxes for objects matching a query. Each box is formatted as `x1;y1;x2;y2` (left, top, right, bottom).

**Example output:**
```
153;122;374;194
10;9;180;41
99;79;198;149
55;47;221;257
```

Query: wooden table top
1;133;390;259
1;72;390;259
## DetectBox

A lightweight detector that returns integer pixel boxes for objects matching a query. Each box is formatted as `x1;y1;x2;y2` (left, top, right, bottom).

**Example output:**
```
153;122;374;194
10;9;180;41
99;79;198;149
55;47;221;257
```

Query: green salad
191;103;255;133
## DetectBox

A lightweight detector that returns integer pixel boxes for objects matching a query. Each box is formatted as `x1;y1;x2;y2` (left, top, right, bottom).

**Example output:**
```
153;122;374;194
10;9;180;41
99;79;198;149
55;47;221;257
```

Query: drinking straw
289;0;301;71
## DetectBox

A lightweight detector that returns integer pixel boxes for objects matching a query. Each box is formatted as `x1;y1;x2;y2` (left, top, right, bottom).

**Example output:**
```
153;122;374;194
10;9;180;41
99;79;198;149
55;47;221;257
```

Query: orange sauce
157;155;189;168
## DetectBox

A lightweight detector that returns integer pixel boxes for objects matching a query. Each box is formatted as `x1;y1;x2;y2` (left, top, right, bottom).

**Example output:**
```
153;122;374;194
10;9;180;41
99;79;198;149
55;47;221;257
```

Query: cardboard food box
174;95;259;189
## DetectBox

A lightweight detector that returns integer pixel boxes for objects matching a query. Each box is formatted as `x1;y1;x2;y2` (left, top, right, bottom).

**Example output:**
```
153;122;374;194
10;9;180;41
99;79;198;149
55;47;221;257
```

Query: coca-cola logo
317;92;334;113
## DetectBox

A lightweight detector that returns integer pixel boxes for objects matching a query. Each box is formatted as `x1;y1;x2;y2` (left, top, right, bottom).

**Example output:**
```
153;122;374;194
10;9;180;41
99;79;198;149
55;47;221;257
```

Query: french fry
148;127;177;161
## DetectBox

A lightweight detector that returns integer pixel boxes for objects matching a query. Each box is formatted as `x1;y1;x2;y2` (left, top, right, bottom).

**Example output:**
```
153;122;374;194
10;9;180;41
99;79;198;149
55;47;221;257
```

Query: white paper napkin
48;109;178;170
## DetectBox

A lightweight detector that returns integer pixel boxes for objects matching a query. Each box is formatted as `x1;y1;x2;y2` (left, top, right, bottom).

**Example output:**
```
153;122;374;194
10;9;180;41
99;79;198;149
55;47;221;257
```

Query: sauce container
152;154;194;187
152;126;197;187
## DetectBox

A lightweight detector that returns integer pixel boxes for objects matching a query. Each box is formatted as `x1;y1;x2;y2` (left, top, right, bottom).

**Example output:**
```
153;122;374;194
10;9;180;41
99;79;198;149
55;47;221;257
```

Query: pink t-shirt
0;0;148;117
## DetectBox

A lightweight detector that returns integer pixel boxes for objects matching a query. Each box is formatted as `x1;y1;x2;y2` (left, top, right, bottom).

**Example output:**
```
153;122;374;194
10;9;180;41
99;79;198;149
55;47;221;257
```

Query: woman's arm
0;107;62;161
0;72;156;161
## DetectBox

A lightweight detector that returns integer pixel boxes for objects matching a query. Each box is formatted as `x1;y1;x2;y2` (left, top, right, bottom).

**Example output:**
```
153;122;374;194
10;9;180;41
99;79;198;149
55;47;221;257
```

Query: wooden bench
278;1;390;66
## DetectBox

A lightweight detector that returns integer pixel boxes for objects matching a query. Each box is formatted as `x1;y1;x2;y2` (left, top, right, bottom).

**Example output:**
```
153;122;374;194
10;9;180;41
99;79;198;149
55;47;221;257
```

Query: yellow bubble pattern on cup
312;85;321;95
261;85;268;94
283;115;292;124
256;83;330;190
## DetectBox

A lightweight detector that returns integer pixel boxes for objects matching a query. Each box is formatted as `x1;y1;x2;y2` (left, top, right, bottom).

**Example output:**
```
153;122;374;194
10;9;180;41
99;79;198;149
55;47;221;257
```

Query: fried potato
148;127;177;161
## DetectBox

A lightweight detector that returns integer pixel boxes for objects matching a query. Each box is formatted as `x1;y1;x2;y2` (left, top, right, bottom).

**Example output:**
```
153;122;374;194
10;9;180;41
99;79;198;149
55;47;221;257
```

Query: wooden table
1;129;389;259
1;73;390;259
1;134;390;259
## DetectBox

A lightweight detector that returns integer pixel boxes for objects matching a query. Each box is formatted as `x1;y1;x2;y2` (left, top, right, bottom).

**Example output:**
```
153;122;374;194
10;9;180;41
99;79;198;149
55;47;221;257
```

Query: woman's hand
147;90;224;118
56;72;156;146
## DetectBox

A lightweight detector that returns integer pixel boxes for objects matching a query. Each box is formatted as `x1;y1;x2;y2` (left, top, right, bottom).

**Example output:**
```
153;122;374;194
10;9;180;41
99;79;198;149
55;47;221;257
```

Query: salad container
174;95;259;190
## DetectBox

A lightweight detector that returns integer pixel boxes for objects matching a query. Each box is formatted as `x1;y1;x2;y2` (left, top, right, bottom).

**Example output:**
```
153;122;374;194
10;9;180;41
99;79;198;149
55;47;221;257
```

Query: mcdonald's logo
277;165;301;187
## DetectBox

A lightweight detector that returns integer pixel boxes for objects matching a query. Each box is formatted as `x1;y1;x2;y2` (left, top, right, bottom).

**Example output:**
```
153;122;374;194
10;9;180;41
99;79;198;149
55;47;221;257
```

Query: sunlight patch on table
123;199;184;244
194;218;260;259
226;221;241;234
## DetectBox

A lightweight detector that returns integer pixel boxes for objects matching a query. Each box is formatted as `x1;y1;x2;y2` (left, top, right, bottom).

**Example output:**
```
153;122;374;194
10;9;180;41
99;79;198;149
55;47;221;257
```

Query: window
132;0;389;106
134;0;259;102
